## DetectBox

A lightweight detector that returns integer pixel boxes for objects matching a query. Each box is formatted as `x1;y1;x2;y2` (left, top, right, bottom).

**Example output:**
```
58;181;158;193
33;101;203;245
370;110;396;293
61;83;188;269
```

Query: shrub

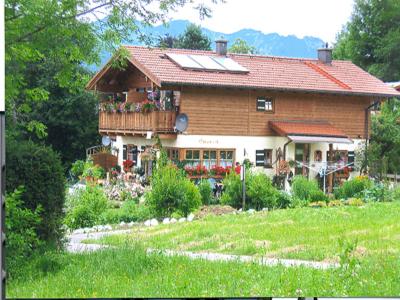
6;187;42;270
328;200;344;207
198;179;213;205
81;158;105;180
344;198;364;206
100;201;152;224
390;186;400;201
308;201;327;208
363;182;389;202
334;176;373;199
220;172;242;208
64;186;108;229
70;160;85;180
276;191;292;208
246;172;278;209
6;139;66;243
147;164;201;217
291;176;325;204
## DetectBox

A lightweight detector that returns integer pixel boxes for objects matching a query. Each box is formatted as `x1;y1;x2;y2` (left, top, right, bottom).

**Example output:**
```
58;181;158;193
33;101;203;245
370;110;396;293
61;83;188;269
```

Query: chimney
215;37;228;56
318;42;333;64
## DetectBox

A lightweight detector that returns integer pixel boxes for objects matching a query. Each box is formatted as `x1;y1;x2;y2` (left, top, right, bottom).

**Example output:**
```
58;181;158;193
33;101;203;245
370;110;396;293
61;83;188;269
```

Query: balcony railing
99;111;177;134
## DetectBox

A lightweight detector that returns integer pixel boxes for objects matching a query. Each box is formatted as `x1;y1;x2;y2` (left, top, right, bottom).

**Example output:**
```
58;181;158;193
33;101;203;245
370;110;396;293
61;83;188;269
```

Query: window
203;150;217;169
220;150;234;167
165;148;179;161
185;150;200;167
123;145;138;164
256;97;274;112
256;149;273;168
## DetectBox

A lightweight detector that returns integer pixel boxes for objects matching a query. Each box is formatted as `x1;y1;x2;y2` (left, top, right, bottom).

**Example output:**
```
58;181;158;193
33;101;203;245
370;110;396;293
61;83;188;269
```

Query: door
295;143;310;176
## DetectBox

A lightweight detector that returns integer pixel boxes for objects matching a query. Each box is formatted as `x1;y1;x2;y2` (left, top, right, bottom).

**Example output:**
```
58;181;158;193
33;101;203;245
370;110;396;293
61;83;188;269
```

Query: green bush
6;187;42;270
147;164;201;217
334;176;373;199
6;139;66;243
81;158;105;180
220;172;242;208
100;201;152;224
246;172;278;209
198;179;213;205
70;160;85;180
64;186;108;229
276;191;292;208
291;176;326;204
390;186;400;201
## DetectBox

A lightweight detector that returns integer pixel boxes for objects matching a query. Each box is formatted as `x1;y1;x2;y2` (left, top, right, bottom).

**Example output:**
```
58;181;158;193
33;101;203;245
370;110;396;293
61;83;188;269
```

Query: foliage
70;160;85;180
390;186;400;201
367;100;400;177
81;158;105;180
246;172;278;209
344;198;365;206
308;201;327;208
291;176;326;204
334;176;373;199
328;200;344;207
174;23;212;50
6;139;65;243
228;38;257;54
100;201;152;224
275;191;292;208
198;179;213;205
333;0;400;81
6;187;42;272
147;163;201;217
220;172;243;208
65;186;108;229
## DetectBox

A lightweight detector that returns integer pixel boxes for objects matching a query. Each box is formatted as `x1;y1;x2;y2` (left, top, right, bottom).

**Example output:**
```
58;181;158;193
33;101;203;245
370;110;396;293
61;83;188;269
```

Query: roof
269;120;348;138
386;81;400;91
87;45;400;97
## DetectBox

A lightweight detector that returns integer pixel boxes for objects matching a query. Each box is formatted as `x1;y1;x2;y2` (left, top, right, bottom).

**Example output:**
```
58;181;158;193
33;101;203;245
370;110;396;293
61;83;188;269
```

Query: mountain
93;19;324;70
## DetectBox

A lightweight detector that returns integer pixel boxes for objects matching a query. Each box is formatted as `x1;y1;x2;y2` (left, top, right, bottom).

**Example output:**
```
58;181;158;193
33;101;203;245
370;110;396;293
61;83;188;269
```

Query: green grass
7;245;400;297
91;202;400;262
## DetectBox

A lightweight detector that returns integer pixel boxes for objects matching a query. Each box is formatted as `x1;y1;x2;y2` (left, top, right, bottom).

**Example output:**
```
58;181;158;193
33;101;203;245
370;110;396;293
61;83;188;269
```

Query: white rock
144;219;151;227
119;221;126;226
238;208;243;212
178;217;186;223
162;218;170;224
105;224;112;231
170;218;177;224
150;218;159;226
262;207;269;212
247;209;255;214
128;222;135;227
74;228;84;234
187;213;195;222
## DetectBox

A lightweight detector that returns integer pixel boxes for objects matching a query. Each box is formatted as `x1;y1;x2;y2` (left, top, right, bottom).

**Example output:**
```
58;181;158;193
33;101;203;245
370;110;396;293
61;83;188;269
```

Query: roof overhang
287;135;353;144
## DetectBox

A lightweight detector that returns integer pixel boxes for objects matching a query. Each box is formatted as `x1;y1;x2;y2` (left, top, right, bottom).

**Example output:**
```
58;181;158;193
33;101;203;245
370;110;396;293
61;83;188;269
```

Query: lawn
89;202;400;262
7;202;400;297
7;245;400;297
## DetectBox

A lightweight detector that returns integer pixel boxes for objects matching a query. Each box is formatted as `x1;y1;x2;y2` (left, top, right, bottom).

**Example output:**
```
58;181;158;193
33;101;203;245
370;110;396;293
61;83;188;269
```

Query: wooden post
328;143;333;193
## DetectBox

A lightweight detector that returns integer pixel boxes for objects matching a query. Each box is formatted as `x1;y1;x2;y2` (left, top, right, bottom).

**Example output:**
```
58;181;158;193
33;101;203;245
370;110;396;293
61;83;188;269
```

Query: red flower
123;160;134;172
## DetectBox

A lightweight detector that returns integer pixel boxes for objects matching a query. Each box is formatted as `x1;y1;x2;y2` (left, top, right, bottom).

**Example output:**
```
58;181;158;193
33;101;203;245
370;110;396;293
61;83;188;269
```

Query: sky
167;0;355;43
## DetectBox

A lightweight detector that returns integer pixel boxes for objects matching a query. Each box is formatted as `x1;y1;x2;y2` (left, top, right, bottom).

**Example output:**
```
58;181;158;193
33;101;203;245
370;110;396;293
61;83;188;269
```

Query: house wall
179;87;372;139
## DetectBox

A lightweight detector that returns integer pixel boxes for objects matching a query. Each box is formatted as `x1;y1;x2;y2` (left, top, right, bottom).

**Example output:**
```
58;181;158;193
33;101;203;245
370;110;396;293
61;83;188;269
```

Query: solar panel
166;53;202;69
189;55;226;70
212;56;249;72
166;53;248;73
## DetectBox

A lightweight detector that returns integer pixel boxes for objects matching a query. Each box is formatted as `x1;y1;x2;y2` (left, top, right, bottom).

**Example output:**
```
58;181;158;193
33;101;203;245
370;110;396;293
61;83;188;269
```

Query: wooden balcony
99;111;177;136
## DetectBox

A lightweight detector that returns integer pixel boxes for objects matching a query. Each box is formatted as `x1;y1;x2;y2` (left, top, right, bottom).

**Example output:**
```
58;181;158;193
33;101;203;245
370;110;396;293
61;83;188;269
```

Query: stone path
146;248;339;270
67;229;339;269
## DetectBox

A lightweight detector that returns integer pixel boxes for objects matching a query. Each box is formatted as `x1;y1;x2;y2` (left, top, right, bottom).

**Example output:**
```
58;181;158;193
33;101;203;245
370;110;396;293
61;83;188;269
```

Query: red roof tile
87;46;400;97
269;120;348;138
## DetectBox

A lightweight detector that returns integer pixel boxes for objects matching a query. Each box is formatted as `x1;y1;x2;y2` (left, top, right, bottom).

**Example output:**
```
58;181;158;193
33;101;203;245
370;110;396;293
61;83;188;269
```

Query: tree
157;34;178;48
174;23;212;50
333;0;400;81
367;99;400;178
228;38;257;54
5;0;221;137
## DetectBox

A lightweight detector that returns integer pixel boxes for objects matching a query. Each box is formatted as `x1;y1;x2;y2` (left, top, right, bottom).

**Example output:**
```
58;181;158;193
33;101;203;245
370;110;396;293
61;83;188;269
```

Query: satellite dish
101;135;111;146
175;113;189;132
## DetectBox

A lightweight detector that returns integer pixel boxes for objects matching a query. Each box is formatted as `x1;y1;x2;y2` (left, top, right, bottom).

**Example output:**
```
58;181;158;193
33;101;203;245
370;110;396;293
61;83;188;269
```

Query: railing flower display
209;165;232;176
123;159;134;172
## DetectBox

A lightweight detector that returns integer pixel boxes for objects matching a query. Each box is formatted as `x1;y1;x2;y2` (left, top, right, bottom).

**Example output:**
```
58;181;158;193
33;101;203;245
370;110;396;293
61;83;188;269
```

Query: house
87;39;400;191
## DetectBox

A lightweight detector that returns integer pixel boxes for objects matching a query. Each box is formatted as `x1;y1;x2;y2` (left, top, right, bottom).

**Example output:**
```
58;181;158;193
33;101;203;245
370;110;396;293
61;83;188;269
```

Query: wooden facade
179;87;372;139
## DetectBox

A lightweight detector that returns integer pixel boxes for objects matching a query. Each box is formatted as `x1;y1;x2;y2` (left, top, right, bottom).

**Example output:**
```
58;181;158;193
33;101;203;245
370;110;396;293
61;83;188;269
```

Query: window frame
183;148;236;169
256;97;274;113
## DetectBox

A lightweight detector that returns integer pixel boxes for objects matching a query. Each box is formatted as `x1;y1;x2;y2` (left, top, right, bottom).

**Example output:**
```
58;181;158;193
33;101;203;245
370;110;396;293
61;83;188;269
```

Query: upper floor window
256;97;274;112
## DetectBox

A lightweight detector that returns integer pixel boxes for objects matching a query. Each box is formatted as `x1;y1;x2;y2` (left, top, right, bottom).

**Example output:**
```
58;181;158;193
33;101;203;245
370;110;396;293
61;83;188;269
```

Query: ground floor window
182;149;235;169
123;144;138;165
165;148;179;161
255;149;273;168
